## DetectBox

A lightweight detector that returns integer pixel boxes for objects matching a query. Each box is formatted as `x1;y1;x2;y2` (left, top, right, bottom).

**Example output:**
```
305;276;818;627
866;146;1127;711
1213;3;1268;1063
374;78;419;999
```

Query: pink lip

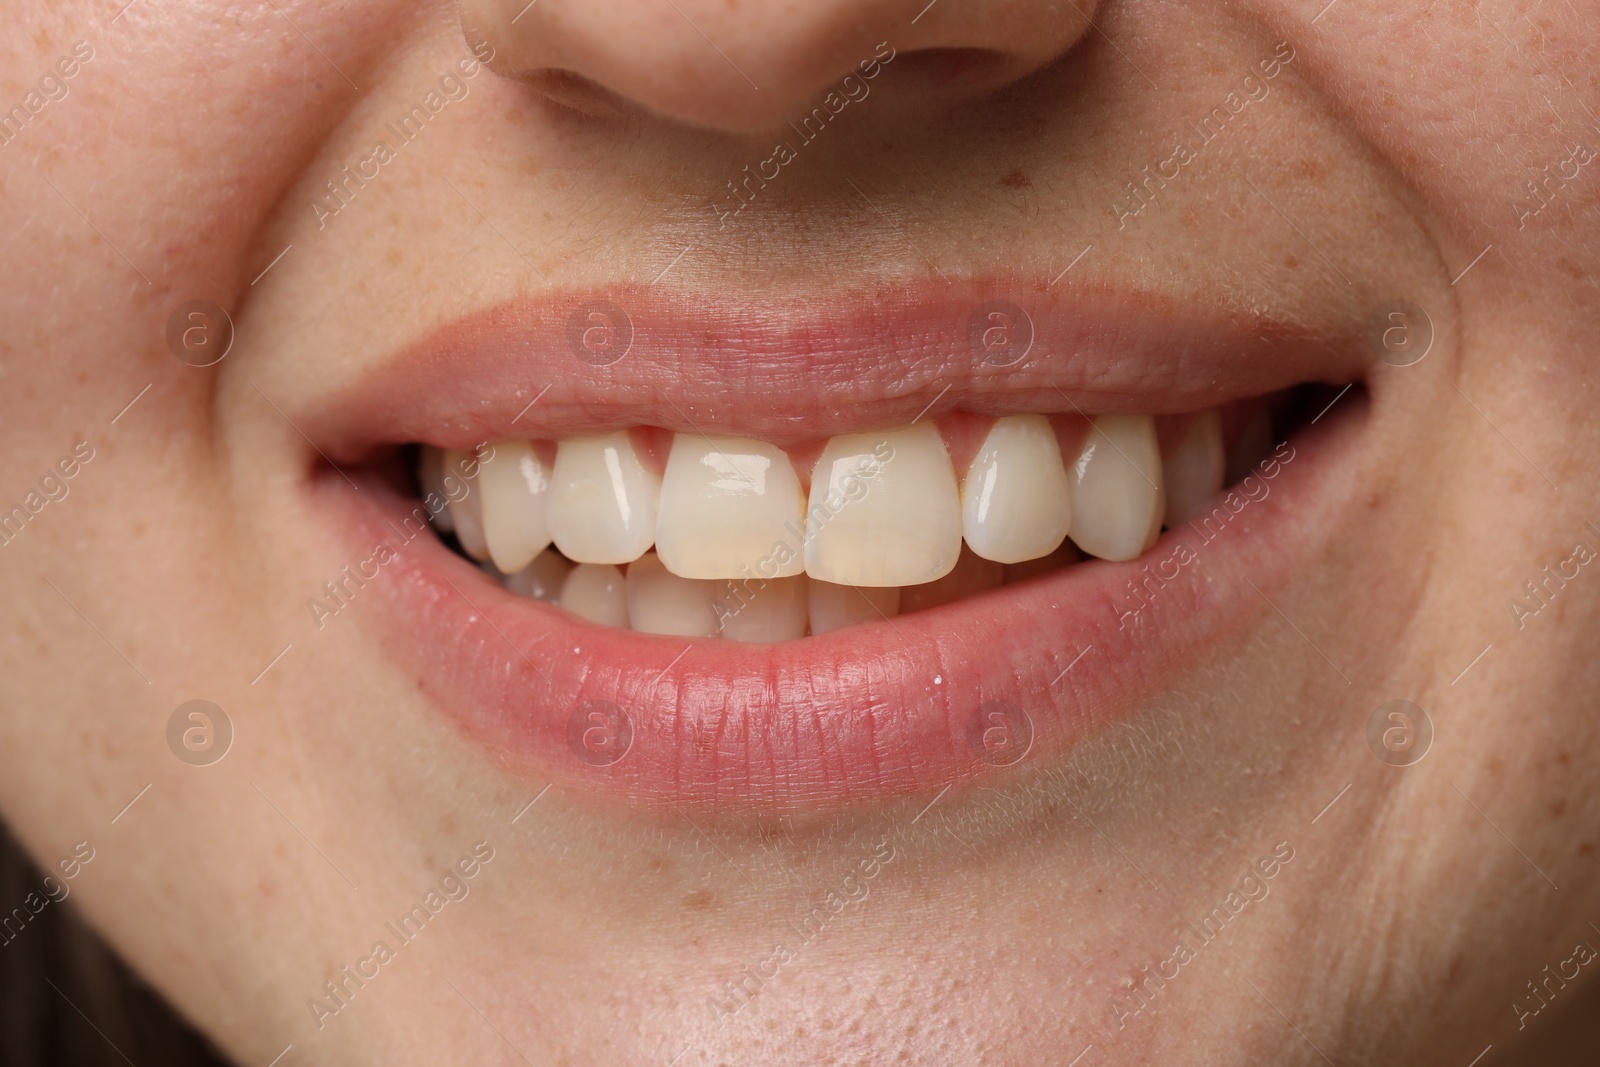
293;282;1371;815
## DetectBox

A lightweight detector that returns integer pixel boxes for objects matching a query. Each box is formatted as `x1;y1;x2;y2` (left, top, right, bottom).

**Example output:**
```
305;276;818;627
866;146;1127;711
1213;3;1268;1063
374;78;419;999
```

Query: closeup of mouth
304;279;1372;814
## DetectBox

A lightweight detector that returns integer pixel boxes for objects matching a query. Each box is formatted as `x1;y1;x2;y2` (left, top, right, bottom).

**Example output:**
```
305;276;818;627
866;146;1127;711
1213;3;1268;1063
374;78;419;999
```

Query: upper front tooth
478;440;553;573
804;424;963;587
960;414;1074;564
1161;411;1225;526
549;431;662;564
655;433;806;580
442;448;490;562
1067;414;1164;562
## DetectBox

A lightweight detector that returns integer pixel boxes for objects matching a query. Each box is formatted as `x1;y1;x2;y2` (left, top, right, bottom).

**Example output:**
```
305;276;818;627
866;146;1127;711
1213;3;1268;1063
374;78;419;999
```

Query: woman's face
1;0;1596;1062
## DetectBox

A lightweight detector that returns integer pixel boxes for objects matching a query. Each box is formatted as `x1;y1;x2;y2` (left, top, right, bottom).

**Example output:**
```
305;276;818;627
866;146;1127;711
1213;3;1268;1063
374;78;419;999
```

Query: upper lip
302;277;1368;463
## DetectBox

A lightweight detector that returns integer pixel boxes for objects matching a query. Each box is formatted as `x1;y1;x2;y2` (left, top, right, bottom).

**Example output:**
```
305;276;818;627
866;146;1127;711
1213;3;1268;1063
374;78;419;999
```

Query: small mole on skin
999;168;1031;189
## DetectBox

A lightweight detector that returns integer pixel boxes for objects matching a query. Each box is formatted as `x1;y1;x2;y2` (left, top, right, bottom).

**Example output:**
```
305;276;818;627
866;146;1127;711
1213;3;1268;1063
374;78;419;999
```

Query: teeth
804;424;962;587
1161;411;1225;527
419;446;454;532
808;580;901;635
655;433;806;580
443;449;490;562
1066;414;1164;562
960;415;1074;564
558;563;630;628
901;547;1004;613
478;440;553;573
625;554;722;638
424;404;1246;634
1003;542;1082;585
505;548;572;602
549;432;662;565
717;574;809;643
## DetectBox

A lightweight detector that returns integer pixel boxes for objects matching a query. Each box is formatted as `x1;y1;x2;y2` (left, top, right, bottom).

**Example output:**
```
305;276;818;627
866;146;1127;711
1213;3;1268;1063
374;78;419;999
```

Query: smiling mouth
415;394;1324;638
302;279;1372;813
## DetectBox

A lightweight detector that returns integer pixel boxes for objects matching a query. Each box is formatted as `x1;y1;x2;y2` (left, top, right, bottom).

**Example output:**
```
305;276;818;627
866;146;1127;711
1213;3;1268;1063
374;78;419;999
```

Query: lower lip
319;398;1365;816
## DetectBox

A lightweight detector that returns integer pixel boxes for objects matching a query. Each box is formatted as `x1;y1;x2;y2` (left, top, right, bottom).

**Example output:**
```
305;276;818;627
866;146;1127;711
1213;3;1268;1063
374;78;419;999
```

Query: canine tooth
549;432;662;564
808;581;900;635
901;547;1004;613
625;554;722;638
1067;415;1164;562
804;424;962;587
505;549;572;602
559;563;630;628
961;415;1073;564
443;448;489;561
655;433;806;580
717;574;808;643
1162;411;1225;526
479;440;553;573
419;446;454;532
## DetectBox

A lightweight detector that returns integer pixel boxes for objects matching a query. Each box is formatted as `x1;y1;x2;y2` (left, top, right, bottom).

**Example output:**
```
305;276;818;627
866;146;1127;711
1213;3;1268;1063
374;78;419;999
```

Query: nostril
890;47;1017;92
502;49;1025;130
516;69;636;121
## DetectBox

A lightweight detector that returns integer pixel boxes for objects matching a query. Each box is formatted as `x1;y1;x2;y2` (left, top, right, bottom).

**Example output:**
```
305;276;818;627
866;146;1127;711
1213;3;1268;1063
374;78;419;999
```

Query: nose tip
459;0;1098;132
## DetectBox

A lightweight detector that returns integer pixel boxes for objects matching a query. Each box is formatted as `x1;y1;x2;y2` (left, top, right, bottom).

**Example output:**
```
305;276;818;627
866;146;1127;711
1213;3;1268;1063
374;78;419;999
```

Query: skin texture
1;0;1598;1063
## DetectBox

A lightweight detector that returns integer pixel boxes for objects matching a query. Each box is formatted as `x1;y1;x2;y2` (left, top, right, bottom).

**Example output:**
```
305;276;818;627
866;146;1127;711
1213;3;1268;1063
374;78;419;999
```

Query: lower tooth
443;449;490;562
558;563;630;628
717;574;808;643
1161;410;1225;527
1066;414;1164;563
900;547;1003;613
625;554;723;637
505;549;573;603
808;580;901;635
1002;542;1082;584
